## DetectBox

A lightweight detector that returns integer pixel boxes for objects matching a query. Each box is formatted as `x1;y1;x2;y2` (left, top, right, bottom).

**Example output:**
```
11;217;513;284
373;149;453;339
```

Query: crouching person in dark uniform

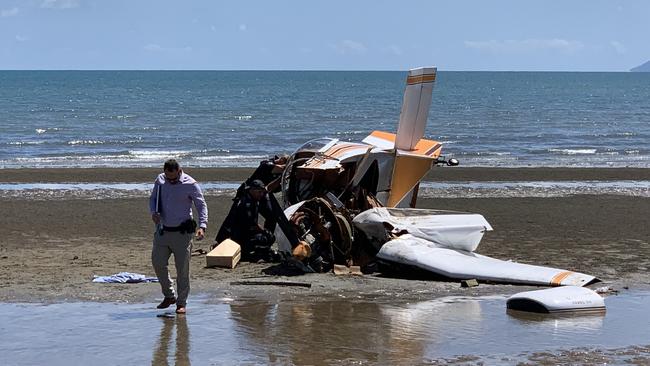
215;179;277;262
149;159;207;314
235;154;288;199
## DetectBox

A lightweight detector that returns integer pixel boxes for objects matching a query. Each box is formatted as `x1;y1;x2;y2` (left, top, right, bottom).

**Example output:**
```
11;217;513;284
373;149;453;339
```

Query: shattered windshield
292;138;337;155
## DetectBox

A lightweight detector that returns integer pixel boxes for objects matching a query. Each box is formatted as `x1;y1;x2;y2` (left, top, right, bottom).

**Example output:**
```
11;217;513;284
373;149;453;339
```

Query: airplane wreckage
236;67;600;292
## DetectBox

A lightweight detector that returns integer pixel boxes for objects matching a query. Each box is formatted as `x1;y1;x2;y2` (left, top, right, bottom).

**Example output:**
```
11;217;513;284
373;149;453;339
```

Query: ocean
1;71;648;168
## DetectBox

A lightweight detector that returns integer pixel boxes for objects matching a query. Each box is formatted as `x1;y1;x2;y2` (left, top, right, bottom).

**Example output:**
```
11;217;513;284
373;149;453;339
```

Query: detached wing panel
377;235;599;287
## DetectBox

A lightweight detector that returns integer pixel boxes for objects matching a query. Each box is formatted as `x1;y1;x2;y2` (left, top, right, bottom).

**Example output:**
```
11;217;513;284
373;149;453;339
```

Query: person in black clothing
235;155;288;198
215;179;277;261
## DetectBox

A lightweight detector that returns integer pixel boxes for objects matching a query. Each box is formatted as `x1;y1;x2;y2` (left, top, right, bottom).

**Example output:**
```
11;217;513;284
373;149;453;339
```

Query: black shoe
156;297;176;309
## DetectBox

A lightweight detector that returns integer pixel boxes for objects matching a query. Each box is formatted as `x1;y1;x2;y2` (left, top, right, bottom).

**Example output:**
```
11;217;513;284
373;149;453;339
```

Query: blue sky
0;0;648;71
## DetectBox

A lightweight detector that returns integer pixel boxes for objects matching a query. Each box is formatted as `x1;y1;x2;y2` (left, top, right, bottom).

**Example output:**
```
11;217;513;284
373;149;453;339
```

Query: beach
3;4;650;361
1;167;649;303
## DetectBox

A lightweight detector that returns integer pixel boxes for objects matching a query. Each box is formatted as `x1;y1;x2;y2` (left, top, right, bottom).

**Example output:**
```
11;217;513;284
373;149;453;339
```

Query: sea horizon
2;70;648;169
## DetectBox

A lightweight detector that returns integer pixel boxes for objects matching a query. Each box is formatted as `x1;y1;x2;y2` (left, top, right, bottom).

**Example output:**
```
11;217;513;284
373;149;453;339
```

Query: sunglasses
164;170;181;183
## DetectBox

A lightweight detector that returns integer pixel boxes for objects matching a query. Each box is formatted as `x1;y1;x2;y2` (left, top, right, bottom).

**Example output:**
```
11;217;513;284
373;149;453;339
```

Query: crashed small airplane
269;66;598;288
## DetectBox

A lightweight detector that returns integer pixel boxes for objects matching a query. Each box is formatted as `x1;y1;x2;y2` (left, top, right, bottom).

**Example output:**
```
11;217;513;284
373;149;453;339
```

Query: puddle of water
1;293;649;365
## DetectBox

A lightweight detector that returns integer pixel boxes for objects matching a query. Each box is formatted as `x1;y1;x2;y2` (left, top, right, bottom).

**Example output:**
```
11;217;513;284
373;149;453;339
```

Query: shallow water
2;292;649;365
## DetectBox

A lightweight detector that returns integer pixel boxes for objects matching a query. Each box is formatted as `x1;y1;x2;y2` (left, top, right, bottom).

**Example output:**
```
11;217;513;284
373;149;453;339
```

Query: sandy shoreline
1;166;649;304
3;166;650;183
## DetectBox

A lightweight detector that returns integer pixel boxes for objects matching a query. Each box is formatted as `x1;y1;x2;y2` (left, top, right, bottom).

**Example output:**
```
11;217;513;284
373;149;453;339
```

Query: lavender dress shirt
149;172;208;229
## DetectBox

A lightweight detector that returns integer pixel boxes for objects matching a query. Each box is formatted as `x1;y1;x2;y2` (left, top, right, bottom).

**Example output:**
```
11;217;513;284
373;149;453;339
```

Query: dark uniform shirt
216;192;276;246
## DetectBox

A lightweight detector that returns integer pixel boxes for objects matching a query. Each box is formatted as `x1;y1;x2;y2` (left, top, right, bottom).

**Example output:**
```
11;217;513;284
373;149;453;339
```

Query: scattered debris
206;239;241;268
461;279;479;288
333;264;363;276
595;286;619;294
191;248;207;257
230;280;312;288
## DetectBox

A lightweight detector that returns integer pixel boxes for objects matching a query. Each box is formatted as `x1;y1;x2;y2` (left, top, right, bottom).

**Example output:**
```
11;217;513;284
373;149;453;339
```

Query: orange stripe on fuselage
550;271;573;286
301;143;367;168
326;143;365;159
324;143;355;156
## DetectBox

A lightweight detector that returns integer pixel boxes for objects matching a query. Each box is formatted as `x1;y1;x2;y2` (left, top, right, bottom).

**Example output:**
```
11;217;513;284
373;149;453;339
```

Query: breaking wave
548;148;597;155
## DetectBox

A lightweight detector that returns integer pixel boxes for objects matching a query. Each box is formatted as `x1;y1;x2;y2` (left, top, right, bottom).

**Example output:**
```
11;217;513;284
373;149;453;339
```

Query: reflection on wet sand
229;299;433;364
152;316;190;366
507;308;607;342
226;296;614;363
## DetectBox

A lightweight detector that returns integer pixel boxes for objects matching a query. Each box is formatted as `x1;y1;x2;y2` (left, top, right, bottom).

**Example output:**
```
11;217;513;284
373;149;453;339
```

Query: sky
0;0;648;71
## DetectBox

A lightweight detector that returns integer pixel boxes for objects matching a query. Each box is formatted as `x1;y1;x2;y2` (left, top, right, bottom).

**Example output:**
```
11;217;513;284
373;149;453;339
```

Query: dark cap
246;179;267;191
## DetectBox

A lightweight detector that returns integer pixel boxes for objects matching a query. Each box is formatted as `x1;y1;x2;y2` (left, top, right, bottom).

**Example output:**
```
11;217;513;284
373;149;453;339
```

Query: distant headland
631;60;650;72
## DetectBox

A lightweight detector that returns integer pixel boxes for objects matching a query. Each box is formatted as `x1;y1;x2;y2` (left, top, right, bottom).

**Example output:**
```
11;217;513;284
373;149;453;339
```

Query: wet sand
3;166;650;183
0;167;649;303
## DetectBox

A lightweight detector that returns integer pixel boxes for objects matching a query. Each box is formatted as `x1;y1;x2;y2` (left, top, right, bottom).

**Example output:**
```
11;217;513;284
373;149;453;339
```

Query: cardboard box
206;239;241;268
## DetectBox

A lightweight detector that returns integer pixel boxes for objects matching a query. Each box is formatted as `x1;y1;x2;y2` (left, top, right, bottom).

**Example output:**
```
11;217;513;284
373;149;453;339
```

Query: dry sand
0;167;648;304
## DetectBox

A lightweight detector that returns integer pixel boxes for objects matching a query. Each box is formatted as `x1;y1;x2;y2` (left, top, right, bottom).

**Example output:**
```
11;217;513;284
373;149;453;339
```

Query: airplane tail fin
395;67;437;151
361;66;439;208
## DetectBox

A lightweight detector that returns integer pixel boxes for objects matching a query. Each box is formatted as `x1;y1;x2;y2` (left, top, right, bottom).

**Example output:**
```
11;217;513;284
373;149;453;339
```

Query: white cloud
1;7;19;17
15;35;28;42
143;44;192;53
383;45;403;56
239;24;247;31
210;25;216;32
333;40;367;55
464;39;584;53
41;0;80;9
610;41;626;54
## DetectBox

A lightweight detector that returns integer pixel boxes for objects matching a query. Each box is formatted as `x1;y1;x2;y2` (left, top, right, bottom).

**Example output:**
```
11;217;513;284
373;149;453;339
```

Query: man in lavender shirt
149;159;208;314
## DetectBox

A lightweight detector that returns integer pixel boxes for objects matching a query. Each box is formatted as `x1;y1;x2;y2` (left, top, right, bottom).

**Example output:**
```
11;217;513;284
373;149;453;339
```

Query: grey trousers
152;230;193;307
